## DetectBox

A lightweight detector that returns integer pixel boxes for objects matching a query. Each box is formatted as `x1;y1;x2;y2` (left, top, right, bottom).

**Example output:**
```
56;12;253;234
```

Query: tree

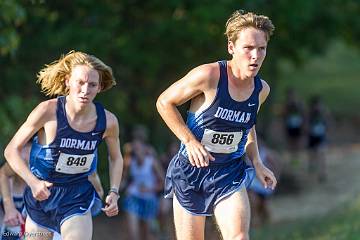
0;0;26;56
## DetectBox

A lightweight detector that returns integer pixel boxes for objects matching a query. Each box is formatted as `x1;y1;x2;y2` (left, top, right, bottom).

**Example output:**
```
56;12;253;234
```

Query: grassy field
274;41;360;117
251;196;360;240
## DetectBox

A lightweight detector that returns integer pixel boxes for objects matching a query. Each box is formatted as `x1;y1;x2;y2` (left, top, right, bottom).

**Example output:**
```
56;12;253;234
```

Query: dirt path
269;144;360;222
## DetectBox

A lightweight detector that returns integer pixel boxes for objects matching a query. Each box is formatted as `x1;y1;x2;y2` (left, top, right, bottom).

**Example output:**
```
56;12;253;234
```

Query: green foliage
0;0;26;56
0;0;359;167
0;95;38;163
275;41;360;116
251;196;360;240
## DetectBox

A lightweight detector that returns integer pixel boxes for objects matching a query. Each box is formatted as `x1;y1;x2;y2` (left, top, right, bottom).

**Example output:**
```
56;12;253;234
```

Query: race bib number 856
201;129;243;153
55;153;95;174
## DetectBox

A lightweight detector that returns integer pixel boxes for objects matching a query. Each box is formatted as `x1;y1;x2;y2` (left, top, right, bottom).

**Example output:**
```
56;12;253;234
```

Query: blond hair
37;51;116;96
225;10;275;43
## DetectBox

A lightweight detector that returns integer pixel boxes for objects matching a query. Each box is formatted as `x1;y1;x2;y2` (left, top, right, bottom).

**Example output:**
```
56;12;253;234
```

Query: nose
251;49;259;60
81;83;90;95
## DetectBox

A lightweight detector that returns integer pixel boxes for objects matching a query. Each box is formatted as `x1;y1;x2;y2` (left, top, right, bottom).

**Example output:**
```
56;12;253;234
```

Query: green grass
275;41;360;117
251;196;360;240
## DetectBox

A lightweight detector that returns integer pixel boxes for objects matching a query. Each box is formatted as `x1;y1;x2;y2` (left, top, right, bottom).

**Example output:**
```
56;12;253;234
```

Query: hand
254;161;277;190
185;139;215;168
4;208;24;227
101;192;119;217
30;180;53;201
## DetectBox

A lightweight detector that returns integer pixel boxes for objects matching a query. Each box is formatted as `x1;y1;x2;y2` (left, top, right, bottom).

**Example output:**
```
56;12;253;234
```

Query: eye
77;80;84;85
244;46;255;51
90;82;98;88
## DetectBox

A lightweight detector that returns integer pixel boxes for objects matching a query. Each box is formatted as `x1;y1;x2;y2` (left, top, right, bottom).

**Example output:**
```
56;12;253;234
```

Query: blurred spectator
120;142;133;193
0;143;29;240
159;140;179;173
122;139;165;240
121;124;155;192
158;140;179;239
283;87;305;163
306;95;330;182
248;138;281;227
0;164;26;240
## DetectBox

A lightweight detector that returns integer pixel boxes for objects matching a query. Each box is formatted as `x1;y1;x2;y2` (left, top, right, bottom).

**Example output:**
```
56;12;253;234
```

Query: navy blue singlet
29;96;106;184
164;61;263;215
178;60;262;164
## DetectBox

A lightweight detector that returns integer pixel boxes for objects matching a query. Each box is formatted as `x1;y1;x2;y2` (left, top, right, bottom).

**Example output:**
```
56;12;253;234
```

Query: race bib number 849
201;129;243;153
55;152;95;174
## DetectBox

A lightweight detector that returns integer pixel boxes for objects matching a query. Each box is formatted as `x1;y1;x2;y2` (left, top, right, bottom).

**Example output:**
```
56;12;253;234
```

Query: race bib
55;152;94;174
201;129;243;153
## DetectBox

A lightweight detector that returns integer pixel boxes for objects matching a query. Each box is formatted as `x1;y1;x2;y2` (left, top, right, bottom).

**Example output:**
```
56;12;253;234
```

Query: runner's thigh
173;195;206;240
214;187;250;240
60;211;92;240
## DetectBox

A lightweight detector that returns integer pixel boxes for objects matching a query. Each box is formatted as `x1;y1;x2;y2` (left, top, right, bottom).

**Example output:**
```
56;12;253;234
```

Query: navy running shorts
24;179;102;233
164;154;254;215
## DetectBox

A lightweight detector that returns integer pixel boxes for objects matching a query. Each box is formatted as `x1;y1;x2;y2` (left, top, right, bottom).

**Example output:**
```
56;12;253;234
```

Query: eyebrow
75;77;98;82
243;44;267;48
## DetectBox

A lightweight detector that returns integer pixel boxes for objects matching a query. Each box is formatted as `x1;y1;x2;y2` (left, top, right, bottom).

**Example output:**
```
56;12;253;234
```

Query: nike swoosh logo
92;132;101;136
80;207;87;211
248;103;256;107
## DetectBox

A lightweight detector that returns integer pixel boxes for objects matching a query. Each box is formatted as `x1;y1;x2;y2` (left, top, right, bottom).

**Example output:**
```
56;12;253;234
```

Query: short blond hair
37;51;116;96
225;10;275;43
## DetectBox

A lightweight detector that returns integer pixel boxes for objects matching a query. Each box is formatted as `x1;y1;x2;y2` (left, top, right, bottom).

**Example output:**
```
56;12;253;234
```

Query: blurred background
0;0;359;239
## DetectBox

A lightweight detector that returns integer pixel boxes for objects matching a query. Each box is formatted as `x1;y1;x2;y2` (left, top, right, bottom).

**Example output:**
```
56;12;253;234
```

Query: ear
227;41;234;55
65;75;70;87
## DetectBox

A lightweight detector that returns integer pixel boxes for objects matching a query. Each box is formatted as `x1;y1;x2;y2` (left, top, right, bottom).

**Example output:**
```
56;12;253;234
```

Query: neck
228;60;253;87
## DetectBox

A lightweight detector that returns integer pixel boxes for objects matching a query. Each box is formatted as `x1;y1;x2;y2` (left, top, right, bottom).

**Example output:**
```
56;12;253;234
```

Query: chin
246;72;257;79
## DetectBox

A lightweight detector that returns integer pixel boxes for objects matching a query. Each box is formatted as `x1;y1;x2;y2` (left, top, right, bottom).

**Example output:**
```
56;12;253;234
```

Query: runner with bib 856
156;10;277;240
